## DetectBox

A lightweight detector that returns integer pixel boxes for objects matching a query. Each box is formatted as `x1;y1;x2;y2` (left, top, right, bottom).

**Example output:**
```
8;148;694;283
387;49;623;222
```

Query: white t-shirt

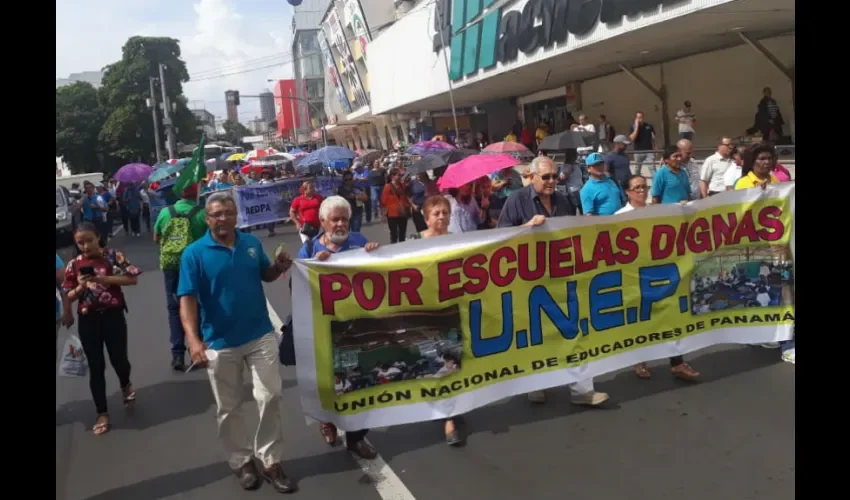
677;109;695;133
699;152;735;193
723;165;743;189
615;203;636;214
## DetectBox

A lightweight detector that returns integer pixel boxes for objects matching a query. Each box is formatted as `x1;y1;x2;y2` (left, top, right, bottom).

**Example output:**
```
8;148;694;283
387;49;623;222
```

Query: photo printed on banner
690;244;794;315
331;306;463;395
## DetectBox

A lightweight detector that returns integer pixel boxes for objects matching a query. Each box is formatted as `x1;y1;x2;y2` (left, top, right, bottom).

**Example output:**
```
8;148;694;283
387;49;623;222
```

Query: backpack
159;205;202;271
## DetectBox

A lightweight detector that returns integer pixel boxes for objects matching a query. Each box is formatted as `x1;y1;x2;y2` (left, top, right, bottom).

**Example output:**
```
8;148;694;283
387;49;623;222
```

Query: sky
56;0;297;124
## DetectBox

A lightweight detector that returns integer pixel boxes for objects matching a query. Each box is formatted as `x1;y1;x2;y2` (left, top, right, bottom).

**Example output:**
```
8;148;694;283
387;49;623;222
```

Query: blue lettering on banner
233;177;372;228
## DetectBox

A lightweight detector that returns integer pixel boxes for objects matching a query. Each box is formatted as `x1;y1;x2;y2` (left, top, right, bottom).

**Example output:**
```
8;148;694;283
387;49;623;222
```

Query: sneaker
760;342;781;349
781;348;795;364
571;391;609;406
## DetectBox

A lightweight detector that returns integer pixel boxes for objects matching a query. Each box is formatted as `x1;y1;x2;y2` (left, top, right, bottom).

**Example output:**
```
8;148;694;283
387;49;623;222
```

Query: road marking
265;299;416;500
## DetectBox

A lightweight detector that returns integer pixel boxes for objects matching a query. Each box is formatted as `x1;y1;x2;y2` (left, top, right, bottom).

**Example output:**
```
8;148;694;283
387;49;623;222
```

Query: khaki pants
207;333;284;469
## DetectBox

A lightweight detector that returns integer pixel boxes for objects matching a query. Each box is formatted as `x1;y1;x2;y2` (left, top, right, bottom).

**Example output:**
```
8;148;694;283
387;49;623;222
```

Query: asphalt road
56;220;795;500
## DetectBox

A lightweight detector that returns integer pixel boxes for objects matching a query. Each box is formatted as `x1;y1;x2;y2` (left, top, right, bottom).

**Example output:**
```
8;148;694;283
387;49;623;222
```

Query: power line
186;2;437;83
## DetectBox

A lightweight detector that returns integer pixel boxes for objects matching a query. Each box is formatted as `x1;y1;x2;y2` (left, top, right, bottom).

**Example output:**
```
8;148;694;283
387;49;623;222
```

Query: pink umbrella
482;141;530;154
437;154;519;190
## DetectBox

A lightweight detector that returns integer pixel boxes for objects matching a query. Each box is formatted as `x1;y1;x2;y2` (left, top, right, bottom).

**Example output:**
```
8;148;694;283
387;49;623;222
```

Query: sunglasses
538;174;558;181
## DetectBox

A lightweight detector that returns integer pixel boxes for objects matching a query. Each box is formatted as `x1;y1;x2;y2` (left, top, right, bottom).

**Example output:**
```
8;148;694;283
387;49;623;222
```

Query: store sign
318;30;353;114
325;9;370;110
433;0;687;81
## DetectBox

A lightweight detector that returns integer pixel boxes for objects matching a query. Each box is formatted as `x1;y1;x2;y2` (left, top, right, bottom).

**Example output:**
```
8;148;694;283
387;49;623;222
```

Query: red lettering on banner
490;247;517;287
615;227;639;264
387;269;424;307
650;224;677;260
352;272;385;311
549;237;573;278
756;206;785;241
319;274;352;315
462;254;489;295
437;259;464;302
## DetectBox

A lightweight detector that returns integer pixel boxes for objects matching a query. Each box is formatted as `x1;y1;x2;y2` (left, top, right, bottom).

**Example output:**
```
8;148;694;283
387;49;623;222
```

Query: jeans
350;211;363;233
679;131;694;141
163;270;186;357
370;186;383;218
364;199;372;223
78;308;131;415
633;152;657;177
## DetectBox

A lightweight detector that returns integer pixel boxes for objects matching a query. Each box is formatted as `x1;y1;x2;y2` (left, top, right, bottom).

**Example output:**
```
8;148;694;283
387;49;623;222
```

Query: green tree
99;36;199;163
221;120;254;145
56;82;107;174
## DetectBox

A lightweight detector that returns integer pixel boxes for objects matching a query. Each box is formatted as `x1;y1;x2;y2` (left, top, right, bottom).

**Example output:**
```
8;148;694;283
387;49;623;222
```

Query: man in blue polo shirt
580;152;624;216
177;191;297;494
651;145;691;205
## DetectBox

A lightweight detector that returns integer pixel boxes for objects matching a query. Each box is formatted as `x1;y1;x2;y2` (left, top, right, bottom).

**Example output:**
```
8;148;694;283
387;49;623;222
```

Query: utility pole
158;63;178;159
288;88;298;144
148;77;164;164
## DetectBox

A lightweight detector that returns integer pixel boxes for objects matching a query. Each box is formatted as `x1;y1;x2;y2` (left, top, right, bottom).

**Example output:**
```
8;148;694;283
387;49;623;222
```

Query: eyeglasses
206;211;237;219
629;185;649;191
538;174;557;181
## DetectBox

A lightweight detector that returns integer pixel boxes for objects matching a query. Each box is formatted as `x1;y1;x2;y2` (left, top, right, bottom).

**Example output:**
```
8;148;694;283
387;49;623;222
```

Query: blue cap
585;152;605;166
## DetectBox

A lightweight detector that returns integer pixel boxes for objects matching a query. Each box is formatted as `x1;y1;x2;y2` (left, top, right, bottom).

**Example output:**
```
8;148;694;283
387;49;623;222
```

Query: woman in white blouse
616;175;700;381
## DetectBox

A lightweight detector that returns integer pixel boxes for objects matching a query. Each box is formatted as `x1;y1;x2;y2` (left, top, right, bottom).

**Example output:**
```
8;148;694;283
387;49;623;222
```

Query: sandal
319;422;338;446
634;363;651;379
122;384;137;408
93;415;110;436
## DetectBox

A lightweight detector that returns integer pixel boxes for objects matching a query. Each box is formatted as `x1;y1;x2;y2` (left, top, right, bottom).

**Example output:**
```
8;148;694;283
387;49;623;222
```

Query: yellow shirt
734;171;779;190
504;133;517;143
535;127;548;142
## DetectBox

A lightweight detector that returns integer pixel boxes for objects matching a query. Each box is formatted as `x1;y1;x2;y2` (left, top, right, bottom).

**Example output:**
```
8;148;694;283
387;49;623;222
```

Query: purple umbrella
406;141;456;155
114;163;154;183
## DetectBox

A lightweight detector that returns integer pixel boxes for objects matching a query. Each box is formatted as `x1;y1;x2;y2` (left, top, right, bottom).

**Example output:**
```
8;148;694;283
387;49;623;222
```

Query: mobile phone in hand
80;266;95;276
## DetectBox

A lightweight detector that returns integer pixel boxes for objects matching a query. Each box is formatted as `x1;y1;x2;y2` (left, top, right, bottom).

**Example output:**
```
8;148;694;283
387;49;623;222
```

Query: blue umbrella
299;146;356;167
148;164;185;183
289;147;305;154
219;153;232;160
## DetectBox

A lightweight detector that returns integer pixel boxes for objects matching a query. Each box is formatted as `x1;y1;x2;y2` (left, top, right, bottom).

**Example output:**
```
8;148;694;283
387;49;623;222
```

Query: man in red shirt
288;180;324;243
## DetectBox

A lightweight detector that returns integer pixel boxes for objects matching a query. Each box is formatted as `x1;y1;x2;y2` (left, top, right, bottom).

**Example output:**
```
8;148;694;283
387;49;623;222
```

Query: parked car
56;185;80;244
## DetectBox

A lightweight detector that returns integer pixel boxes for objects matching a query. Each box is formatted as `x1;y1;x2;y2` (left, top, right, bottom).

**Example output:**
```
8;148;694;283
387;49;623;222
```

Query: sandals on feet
93;415;110;436
122;385;137;409
634;363;651;379
319;423;338;446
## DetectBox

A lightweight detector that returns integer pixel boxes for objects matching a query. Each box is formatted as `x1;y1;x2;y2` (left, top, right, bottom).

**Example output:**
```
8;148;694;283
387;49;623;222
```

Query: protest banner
233;176;372;228
291;183;795;430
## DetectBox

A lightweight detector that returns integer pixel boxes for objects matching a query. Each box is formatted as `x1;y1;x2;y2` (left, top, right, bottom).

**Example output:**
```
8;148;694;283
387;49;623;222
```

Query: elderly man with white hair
296;195;380;459
497;155;609;407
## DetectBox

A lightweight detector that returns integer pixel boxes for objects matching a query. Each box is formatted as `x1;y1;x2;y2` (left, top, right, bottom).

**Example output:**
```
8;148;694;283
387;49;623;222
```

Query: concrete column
387;119;400;145
398;118;410;144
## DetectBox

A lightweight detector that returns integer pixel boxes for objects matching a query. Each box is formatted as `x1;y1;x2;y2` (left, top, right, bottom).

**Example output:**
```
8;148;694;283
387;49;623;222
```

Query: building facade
259;91;276;123
366;0;795;149
273;79;301;141
224;90;239;123
319;0;399;150
292;0;332;143
191;108;216;138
